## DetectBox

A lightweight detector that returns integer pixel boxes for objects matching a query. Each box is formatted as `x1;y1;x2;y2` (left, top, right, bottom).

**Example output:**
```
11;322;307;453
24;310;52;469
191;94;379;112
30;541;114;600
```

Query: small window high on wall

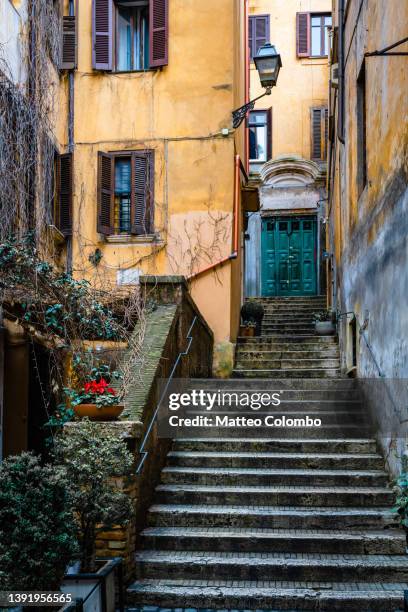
116;2;149;71
296;13;332;58
92;0;168;71
249;110;272;162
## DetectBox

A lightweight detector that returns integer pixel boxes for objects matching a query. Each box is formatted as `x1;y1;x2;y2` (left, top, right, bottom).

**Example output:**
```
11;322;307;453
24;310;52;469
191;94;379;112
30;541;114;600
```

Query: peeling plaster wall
329;0;408;475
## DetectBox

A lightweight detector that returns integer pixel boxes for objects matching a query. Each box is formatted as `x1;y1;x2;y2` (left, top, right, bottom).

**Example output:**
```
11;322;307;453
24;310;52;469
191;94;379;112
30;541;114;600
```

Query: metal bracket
232;88;272;129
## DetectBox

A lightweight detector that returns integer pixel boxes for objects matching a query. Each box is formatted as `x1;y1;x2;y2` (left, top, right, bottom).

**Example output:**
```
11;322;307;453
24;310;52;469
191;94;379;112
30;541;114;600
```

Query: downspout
188;155;242;280
67;0;75;273
244;0;249;173
337;0;345;144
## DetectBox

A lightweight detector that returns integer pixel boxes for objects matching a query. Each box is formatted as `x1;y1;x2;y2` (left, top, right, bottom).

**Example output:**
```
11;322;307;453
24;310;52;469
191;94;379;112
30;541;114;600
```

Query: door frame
261;213;319;297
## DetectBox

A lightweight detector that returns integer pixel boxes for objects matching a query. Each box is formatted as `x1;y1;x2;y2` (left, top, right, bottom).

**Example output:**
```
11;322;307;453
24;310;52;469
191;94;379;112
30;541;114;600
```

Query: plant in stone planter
314;310;336;335
240;301;264;336
0;453;78;591
66;363;124;421
55;419;133;573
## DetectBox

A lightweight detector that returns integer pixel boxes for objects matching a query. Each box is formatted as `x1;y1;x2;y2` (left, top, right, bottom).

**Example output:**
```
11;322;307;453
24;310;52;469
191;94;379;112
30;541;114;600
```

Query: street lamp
232;43;282;129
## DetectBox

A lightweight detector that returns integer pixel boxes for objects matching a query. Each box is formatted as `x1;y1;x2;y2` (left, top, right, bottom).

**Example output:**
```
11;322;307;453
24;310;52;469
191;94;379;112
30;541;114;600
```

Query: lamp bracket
232;88;272;129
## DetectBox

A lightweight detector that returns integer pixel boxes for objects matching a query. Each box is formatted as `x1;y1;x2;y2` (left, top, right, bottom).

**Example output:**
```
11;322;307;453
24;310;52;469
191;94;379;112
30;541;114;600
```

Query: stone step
188;400;365;411
147;504;398;530
232;368;342;378
166;451;384;470
140;527;406;555
127;579;408;611
238;334;337;345
236;349;340;358
186;411;369;426
235;358;341;369
134;550;408;582
173;438;378;453
262;324;316;331
247;297;327;302
155;484;393;507
161;466;388;487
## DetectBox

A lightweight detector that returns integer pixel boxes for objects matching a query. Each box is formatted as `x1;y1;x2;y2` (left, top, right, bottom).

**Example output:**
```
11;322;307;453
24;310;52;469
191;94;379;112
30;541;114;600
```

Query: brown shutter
149;0;168;68
311;107;327;160
61;15;77;70
131;152;154;235
97;152;113;235
92;0;112;70
249;16;254;59
255;16;269;56
57;153;73;237
324;108;329;156
267;108;273;160
296;12;310;57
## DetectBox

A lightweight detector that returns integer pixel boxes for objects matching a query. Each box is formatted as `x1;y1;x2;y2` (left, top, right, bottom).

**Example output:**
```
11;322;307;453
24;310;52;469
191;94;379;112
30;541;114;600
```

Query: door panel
261;216;317;296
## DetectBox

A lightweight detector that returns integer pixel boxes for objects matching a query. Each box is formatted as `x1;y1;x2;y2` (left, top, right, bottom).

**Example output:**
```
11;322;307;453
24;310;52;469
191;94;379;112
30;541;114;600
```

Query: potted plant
239;321;256;337
66;364;124;421
314;310;336;335
0;453;78;595
240;301;265;336
56;420;133;610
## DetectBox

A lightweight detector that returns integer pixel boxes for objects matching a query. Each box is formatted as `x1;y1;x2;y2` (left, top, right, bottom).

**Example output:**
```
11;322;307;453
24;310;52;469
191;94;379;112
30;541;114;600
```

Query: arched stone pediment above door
260;155;324;187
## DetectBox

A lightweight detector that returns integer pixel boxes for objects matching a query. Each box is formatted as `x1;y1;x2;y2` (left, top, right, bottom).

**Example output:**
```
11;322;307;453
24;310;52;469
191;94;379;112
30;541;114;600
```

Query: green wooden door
261;216;317;296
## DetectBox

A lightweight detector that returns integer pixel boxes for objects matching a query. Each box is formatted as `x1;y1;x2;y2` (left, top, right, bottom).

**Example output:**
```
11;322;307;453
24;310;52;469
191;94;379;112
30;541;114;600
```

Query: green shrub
55;420;134;572
0;453;78;590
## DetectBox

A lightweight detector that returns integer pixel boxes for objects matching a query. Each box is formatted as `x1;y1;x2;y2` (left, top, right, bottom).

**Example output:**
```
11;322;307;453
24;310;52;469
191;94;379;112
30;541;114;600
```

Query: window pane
256;125;267;160
311;16;321;26
249;111;267;125
249;127;258;159
324;25;330;56
324;16;332;26
115;158;131;194
117;7;132;71
311;25;321;56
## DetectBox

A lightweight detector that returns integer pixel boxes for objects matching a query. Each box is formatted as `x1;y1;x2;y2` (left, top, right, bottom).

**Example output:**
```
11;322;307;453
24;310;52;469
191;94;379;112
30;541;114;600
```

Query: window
92;0;168;71
311;107;328;161
296;12;332;58
249;15;270;60
249;110;272;162
357;61;367;195
116;2;149;71
53;153;73;237
97;150;154;236
311;14;331;57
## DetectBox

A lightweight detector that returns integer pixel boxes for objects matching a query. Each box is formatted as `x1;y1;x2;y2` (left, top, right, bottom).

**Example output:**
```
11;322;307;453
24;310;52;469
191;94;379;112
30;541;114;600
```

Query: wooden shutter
61;15;77;70
296;12;310;57
131;152;153;235
311;107;328;160
97;152;113;235
92;0;112;70
249;15;270;59
57;153;73;237
149;0;169;68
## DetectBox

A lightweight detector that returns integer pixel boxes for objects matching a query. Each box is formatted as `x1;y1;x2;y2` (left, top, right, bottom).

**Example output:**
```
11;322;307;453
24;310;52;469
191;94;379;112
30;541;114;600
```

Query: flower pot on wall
315;321;335;336
73;404;124;421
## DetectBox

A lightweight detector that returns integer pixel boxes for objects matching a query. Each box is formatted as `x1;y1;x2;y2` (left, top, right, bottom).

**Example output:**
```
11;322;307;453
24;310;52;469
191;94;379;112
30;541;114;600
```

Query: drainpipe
188;155;242;280
337;0;345;144
244;0;250;173
66;0;75;273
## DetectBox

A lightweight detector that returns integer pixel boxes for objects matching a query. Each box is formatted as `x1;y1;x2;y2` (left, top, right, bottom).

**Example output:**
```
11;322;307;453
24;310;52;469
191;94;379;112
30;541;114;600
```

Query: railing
62;557;123;612
135;316;197;474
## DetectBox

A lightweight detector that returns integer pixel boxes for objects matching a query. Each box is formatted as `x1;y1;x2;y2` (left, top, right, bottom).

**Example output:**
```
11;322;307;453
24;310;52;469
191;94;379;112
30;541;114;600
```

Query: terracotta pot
73;403;124;421
240;325;255;337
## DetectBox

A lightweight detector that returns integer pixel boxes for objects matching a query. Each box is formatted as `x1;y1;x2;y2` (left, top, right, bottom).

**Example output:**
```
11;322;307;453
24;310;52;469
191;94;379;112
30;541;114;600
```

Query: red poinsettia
84;378;116;396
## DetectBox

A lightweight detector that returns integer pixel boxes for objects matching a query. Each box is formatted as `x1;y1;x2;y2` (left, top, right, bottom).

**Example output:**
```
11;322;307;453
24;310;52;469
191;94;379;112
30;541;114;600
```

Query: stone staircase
234;296;340;379
127;297;408;611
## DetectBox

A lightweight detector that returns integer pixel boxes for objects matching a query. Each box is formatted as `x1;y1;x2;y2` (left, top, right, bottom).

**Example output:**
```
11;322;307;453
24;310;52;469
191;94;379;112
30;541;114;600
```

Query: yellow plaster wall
58;0;246;344
249;0;331;160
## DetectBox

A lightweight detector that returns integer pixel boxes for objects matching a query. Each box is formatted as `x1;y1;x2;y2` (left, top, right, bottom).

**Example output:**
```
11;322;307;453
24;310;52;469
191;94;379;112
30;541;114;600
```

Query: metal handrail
135;316;198;474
